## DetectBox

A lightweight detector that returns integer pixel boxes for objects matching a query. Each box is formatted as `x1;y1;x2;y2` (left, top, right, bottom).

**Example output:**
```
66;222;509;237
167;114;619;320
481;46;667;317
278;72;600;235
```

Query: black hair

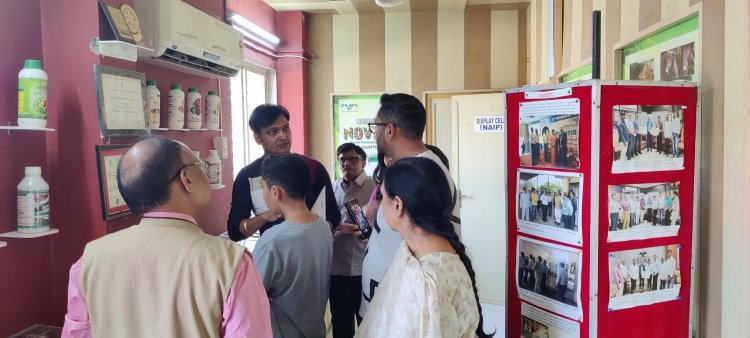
336;142;366;160
372;151;388;202
261;153;309;200
249;104;291;134
377;93;426;140
383;157;494;338
425;144;449;170
117;136;185;214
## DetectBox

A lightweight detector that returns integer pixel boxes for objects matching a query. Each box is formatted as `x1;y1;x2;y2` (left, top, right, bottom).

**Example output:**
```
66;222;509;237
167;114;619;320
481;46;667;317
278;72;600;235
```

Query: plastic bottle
145;80;161;128
193;151;205;173
206;150;222;188
186;87;203;129
168;84;185;129
18;59;48;128
204;91;221;130
17;166;50;234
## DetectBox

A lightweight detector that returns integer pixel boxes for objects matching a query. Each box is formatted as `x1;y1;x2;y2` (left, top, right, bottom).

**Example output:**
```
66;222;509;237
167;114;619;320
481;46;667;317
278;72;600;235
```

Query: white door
430;97;454;170
452;93;507;305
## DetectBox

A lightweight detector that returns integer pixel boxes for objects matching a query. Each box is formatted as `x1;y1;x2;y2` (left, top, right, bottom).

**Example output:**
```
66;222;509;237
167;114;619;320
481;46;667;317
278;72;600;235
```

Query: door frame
423;89;504;145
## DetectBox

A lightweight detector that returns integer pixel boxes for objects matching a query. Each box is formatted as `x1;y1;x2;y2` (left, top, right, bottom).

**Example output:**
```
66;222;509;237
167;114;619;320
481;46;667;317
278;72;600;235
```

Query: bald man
62;136;272;338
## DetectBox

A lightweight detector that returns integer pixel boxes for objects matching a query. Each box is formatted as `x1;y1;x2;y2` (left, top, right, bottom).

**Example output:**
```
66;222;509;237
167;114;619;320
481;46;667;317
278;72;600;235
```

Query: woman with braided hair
356;157;494;338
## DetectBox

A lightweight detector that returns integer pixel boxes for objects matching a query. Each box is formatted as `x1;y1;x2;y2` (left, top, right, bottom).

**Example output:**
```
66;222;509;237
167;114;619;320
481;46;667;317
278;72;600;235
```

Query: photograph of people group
612;105;685;173
608;245;681;310
518;171;581;232
522;315;550;338
607;182;681;241
520;114;580;169
517;238;580;310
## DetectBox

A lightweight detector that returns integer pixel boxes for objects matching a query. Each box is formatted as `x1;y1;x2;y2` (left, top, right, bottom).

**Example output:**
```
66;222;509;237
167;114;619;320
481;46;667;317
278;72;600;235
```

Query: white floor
481;303;506;338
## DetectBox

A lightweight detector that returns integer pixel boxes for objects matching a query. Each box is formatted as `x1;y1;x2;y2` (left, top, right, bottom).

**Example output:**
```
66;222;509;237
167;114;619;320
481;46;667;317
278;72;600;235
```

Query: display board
331;93;382;180
505;80;697;338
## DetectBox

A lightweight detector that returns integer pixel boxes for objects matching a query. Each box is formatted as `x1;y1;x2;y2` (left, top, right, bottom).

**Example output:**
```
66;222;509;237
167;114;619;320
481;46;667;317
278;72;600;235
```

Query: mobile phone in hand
344;199;372;240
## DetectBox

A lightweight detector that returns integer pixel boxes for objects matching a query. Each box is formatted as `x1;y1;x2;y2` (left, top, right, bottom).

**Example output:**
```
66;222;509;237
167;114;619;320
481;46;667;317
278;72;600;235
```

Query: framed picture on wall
94;64;149;138
331;93;382;180
99;0;137;44
95;144;131;220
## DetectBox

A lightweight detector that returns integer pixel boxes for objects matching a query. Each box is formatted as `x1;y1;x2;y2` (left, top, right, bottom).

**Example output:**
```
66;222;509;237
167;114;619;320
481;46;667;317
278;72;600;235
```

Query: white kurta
356;242;480;338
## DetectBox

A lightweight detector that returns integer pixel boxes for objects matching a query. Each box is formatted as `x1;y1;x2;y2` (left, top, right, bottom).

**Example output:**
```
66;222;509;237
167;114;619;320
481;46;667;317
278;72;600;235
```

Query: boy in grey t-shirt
253;154;334;338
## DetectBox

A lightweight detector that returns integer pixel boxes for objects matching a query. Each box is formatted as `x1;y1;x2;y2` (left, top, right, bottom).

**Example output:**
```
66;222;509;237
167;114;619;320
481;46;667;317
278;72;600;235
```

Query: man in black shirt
227;104;340;240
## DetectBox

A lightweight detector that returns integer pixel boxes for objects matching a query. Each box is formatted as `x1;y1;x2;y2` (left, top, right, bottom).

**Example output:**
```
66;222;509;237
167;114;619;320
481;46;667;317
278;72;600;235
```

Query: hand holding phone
344;199;372;240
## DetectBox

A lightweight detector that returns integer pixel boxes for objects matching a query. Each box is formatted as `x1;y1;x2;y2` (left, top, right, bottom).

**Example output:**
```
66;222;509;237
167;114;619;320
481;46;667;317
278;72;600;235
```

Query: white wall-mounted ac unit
134;0;243;78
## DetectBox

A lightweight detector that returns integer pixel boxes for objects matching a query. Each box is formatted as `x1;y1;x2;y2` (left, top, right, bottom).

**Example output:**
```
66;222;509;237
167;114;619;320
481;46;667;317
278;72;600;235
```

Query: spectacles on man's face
367;121;397;133
170;161;206;181
338;156;362;165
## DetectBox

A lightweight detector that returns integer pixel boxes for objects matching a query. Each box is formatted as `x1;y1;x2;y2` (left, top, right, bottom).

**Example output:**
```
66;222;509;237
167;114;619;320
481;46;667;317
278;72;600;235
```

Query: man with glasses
63;136;272;337
358;93;460;319
227;104;340;241
328;143;375;338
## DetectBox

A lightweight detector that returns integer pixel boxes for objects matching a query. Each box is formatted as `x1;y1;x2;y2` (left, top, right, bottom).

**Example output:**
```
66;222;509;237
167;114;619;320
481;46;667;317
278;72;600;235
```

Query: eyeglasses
338;156;362;165
170;161;206;181
367;122;398;133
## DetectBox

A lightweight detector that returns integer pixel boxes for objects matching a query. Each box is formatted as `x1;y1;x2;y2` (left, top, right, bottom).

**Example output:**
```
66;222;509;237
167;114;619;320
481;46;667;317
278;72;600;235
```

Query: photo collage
515;92;585;335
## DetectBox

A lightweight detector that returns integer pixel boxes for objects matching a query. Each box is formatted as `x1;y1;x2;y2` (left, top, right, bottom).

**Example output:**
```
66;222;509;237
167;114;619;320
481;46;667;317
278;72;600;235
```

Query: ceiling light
229;12;281;49
375;0;404;8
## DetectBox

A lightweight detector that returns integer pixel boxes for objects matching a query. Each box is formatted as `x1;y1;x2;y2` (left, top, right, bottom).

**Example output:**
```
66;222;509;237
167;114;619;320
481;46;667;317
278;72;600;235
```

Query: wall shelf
89;38;153;62
0;241;6;248
0;228;59;239
0;126;55;134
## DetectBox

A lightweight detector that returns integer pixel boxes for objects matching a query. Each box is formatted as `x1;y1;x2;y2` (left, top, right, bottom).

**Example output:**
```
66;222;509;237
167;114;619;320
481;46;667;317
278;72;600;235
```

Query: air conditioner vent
155;48;238;77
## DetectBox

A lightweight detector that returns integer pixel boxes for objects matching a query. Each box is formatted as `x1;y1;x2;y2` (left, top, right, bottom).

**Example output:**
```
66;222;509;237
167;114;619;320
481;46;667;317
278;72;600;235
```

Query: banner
332;94;382;180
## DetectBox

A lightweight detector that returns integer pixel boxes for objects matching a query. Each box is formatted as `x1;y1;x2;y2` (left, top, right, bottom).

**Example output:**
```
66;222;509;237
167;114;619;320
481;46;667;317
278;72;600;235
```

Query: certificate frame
94;64;149;138
95;144;132;220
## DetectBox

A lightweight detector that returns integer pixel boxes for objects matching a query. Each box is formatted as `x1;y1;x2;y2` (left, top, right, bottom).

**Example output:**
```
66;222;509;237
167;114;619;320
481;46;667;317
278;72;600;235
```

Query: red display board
504;81;697;338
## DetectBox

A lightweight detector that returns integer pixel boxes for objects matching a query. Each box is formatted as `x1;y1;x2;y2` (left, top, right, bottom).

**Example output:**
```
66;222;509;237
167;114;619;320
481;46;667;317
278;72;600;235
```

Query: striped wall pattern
309;4;528;170
532;0;699;83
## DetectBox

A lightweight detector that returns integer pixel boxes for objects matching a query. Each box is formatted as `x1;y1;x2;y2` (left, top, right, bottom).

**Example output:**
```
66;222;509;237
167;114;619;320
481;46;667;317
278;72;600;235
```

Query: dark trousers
657;134;663;153
330;275;363;338
610;213;618;231
557;284;566;302
652;274;659;291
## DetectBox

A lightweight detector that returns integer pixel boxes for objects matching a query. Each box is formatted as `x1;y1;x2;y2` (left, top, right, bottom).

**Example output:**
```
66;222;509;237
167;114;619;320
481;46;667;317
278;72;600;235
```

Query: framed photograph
607;244;681;310
516;236;583;320
95;144;131;220
516;169;583;247
99;0;136;44
94;64;149;138
521;302;580;338
611;104;685;173
606;182;681;242
519;99;581;169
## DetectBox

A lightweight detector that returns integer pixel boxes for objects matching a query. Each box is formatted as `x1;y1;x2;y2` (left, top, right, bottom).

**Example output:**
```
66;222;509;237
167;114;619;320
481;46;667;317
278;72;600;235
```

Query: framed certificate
95;144;132;220
94;64;149;137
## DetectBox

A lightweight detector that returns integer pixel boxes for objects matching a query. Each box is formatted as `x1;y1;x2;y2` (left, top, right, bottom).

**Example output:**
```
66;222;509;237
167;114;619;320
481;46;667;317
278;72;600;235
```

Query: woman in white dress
356;157;494;338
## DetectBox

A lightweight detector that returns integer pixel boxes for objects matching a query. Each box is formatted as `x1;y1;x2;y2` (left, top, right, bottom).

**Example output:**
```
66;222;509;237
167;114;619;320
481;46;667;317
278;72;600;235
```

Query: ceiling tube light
376;0;404;8
229;12;281;49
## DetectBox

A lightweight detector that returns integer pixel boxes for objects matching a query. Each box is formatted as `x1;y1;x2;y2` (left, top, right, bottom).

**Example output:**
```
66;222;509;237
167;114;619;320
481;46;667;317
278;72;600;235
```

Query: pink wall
0;0;288;335
0;0;307;334
0;1;56;334
277;11;310;155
